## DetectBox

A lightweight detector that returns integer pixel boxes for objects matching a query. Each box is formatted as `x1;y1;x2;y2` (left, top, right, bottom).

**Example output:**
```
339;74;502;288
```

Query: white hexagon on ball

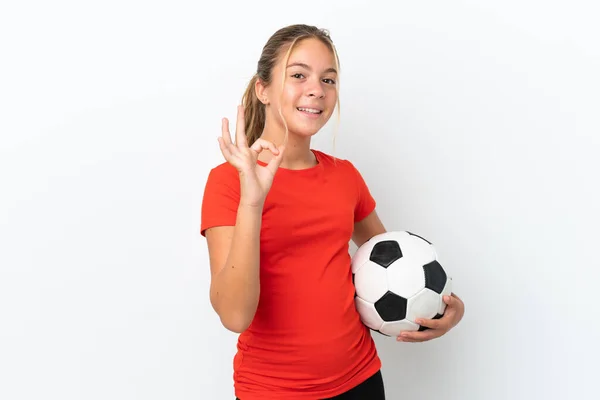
354;297;384;331
402;235;437;265
405;288;442;322
353;261;389;303
380;319;419;337
386;258;426;299
438;276;453;315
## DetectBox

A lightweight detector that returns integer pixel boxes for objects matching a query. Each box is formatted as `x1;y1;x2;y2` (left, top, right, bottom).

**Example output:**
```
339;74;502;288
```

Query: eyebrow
286;62;337;74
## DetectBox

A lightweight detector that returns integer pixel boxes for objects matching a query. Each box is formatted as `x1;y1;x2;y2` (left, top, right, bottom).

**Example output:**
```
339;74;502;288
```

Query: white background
1;0;599;399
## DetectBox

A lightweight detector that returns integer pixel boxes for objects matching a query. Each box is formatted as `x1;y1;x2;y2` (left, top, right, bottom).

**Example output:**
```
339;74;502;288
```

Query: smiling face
259;38;339;140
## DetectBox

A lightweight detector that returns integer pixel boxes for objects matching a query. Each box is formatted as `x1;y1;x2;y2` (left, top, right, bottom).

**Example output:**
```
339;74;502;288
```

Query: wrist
238;200;265;212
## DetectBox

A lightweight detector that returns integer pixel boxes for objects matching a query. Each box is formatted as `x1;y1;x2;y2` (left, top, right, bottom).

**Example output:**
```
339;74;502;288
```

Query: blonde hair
241;24;341;147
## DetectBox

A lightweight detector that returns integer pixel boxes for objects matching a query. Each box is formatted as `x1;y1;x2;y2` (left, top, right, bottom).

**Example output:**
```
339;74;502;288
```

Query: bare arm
205;204;263;333
205;106;285;333
352;209;387;248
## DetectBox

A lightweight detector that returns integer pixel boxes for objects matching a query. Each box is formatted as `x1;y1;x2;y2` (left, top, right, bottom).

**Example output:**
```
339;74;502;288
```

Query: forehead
283;38;336;71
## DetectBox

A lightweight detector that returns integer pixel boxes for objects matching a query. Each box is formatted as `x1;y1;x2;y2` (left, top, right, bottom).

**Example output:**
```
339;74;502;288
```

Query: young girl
201;24;464;400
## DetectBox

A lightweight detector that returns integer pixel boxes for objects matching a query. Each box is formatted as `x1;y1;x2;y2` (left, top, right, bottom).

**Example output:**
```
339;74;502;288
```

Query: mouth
296;107;323;115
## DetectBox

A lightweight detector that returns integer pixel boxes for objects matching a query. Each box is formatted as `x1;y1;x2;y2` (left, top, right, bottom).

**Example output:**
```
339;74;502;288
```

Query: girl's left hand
397;293;465;342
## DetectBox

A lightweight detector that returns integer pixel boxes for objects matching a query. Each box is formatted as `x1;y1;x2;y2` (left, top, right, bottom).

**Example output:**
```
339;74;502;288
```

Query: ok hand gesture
218;106;285;207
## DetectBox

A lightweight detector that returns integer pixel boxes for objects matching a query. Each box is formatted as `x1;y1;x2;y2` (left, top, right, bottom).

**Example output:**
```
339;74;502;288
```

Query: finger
415;317;443;330
220;118;240;161
217;137;234;161
221;118;238;155
250;138;279;155
265;145;285;175
443;294;454;307
235;105;248;148
397;330;439;342
396;336;422;343
221;118;233;146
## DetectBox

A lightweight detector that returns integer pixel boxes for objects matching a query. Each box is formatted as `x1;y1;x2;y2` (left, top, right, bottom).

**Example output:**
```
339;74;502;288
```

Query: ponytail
241;75;266;147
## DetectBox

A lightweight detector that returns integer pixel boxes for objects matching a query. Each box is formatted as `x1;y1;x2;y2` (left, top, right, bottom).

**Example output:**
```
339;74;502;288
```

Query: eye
291;73;305;79
322;78;336;85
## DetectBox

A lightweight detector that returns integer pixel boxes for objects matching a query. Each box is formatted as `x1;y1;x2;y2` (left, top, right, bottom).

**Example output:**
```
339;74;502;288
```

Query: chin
287;124;324;138
285;111;331;136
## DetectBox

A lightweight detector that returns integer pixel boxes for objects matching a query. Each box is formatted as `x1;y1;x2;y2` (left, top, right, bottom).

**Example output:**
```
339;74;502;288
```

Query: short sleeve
350;162;376;222
200;164;240;236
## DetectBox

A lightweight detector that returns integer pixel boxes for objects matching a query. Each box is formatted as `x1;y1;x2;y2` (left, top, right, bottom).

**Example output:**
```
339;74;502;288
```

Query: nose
306;80;325;99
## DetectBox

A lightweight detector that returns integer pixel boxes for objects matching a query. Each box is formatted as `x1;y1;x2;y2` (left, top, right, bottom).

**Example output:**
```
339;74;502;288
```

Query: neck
258;121;316;170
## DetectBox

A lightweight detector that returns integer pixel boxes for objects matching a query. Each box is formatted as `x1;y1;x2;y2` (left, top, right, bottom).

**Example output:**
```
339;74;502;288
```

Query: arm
205;203;263;333
352;209;387;248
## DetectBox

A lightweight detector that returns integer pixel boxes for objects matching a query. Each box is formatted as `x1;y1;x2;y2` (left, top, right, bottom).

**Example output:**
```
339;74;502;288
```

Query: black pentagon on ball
423;260;447;294
369;240;402;268
374;291;408;321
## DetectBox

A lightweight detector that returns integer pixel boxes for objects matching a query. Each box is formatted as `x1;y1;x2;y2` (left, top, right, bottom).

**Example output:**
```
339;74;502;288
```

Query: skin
215;37;464;339
255;38;339;170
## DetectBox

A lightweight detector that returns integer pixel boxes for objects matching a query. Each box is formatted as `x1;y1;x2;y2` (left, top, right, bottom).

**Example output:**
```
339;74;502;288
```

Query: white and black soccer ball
351;231;452;337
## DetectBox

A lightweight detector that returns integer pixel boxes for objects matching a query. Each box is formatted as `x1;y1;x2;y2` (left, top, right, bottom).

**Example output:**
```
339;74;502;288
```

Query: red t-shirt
200;149;381;399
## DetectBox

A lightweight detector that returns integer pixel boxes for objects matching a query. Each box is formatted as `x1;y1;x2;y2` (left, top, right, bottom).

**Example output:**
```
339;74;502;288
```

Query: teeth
297;107;321;114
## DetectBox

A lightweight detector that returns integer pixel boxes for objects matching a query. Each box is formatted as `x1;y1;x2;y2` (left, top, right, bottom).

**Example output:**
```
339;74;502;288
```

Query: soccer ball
351;231;452;337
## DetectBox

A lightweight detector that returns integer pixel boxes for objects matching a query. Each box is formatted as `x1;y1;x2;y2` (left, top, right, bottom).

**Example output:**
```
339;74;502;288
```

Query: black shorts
236;369;385;400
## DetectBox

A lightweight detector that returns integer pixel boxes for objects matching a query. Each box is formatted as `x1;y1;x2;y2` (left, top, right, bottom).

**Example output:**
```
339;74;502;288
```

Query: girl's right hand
218;105;285;207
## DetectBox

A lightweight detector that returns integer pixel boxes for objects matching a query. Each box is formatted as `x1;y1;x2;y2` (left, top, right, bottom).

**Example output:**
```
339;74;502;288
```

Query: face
261;38;338;138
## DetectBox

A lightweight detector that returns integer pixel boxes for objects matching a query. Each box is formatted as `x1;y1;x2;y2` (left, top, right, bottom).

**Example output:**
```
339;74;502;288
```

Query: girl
201;24;464;400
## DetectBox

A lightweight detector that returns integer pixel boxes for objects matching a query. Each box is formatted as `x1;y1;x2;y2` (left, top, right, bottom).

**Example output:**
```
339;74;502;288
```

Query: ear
255;78;269;105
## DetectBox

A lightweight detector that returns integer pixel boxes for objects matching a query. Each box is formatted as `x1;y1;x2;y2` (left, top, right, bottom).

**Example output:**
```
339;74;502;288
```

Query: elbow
220;314;252;333
210;297;255;333
216;306;254;333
